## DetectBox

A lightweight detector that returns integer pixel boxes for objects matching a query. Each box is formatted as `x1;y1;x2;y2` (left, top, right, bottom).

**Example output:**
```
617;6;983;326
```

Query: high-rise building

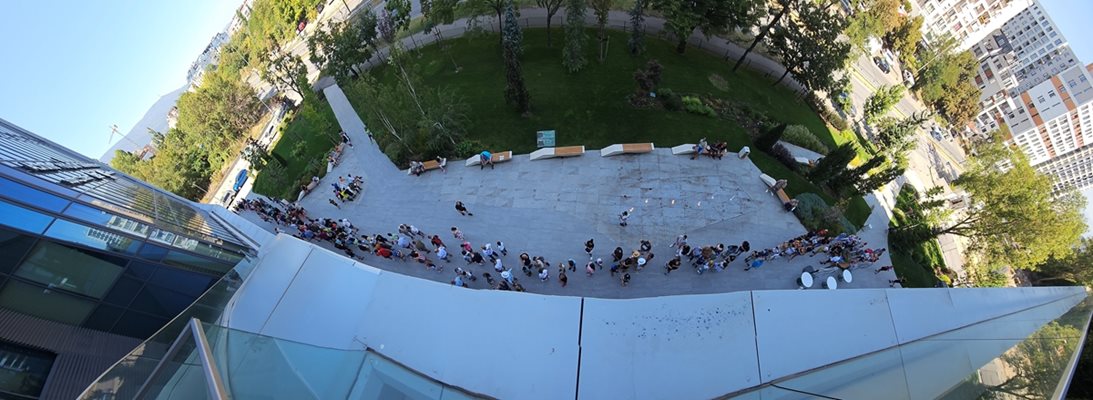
916;0;1033;51
0;118;261;399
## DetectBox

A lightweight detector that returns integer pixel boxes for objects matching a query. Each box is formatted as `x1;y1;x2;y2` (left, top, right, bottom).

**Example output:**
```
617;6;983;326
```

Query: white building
916;0;1033;51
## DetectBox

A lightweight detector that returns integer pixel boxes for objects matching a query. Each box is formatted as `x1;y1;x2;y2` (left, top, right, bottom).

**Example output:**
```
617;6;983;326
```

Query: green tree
628;0;647;55
755;123;786;152
176;66;263;172
307;13;378;84
263;47;309;98
863;85;905;124
767;0;849;91
535;0;566;47
469;0;507;42
590;0;614;62
653;0;762;54
808;143;856;185
844;0;902;49
917;49;982;127
884;15;923;67
1029;237;1093;287
110;150;151;181
422;0;461;70
892;136;1087;271
563;0;588;72
502;1;531;114
873;111;928;156
378;0;412;44
733;0;793;73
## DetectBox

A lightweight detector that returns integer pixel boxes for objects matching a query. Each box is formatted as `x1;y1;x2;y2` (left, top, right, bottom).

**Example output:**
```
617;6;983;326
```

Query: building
916;0;1033;51
0;118;260;399
1;119;1089;400
969;0;1078;137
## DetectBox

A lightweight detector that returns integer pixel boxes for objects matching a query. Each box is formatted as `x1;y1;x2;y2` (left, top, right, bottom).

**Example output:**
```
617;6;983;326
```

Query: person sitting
479;151;494;170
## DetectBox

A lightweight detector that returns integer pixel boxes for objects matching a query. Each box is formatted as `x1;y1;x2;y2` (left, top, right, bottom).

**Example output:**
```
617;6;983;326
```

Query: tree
873;111;928;156
536;0;566;47
590;0;614;62
502;1;531;114
263;47;309;98
563;0;588;73
917;49;982;127
767;0;850;91
863;85;906;124
755;123;786;152
653;0;762;54
307;13;379;84
891;136;1087;271
378;0;412;44
1029;237;1093;287
844;0;902;49
733;0;793;73
110;150;150;181
630;59;663;105
468;0;507;42
422;0;461;69
884;15;923;68
628;0;647;55
827;154;905;197
808;143;856;185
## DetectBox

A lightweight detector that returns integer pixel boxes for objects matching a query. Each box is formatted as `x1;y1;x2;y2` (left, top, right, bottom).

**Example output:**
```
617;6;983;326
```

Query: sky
0;1;242;159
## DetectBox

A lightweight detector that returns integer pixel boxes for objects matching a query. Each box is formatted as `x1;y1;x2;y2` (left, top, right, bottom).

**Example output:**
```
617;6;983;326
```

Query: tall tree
917;48;981;127
628;0;647;55
1029;237;1093;287
733;0;793;72
807;143;856;185
767;0;850;91
378;0;412;45
469;0;507;42
844;0;902;49
536;0;566;47
892;136;1087;271
873;111;929;156
502;1;531;114
307;13;379;84
563;0;588;72
422;0;462;70
263;47;309;99
653;0;762;54
589;0;614;62
884;15;923;68
863;84;905;124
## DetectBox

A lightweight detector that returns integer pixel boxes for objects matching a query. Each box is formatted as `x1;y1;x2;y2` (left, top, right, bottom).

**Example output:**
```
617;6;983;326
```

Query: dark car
873;56;891;74
233;169;248;192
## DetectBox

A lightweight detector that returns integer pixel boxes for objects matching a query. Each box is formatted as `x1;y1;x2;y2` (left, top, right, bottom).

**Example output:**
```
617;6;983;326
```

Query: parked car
873;56;891;74
902;70;915;87
233;169;249;192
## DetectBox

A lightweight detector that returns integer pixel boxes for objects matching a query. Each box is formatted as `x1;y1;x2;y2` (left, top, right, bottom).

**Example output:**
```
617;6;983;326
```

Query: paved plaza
242;85;896;298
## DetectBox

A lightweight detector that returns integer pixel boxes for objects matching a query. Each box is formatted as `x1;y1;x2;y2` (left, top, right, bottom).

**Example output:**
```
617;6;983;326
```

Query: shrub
454;139;485;158
658;88;684;111
805;92;849;131
755;123;787;152
682;96;716;117
770;144;799;172
782;125;830;155
792;193;857;234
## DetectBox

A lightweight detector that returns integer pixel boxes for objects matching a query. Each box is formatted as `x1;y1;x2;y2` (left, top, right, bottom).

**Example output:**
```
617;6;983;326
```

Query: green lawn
887;185;947;287
252;93;341;200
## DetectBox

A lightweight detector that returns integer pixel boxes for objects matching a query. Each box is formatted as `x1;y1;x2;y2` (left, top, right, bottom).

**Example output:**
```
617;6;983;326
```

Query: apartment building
916;0;1032;51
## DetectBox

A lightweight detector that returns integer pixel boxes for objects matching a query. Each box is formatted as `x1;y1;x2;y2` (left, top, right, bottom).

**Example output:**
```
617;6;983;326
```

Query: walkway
242;83;896;299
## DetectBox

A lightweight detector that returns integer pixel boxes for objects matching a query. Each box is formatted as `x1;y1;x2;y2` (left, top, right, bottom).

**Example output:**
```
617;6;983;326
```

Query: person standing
538;268;549;282
455;201;473;216
584;238;595;259
451;226;465;240
436;245;450;262
586;261;596;276
619;210;630;226
559;270;568;287
495;241;507;256
672;234;687;249
612;247;624;263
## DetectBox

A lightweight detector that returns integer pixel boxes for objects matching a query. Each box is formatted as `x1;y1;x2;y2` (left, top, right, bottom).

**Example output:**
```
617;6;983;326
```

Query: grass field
251;93;341;200
888;185;947;287
344;28;869;227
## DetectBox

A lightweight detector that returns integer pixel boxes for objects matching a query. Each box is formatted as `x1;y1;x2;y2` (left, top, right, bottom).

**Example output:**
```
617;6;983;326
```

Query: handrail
131;318;230;400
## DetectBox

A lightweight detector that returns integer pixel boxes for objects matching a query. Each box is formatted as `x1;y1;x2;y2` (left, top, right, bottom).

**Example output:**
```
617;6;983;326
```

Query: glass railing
729;292;1093;400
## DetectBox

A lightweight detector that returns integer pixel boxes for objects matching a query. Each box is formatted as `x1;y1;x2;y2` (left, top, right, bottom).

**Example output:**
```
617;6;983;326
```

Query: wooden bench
671;144;697;155
530;146;585;161
464;151;513;167
601;143;655;157
423;157;446;171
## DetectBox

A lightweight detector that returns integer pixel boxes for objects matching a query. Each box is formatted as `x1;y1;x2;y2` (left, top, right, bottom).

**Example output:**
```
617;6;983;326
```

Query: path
242;83;896;299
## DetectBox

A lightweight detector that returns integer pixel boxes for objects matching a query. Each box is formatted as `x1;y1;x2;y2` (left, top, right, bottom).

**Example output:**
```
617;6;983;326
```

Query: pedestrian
482;244;496;262
640;239;652;252
436;245;450;262
329;199;341;209
496;241;507;256
664;257;681;275
494;257;504;272
586;261;596;276
559;270;568;287
367;131;375;143
567;259;577;272
461;241;473;253
431;235;445;249
455;201;473;216
538;267;549;282
584;238;595;259
619;210;630;226
479;151;494;170
672;234;687;249
501;268;514;285
889;277;906;287
612;247;624;263
451;226;465;240
340;130;353;147
452;275;466;287
875;265;894;274
745;259;763;271
471;251;485;265
622;273;631;287
595;258;604;270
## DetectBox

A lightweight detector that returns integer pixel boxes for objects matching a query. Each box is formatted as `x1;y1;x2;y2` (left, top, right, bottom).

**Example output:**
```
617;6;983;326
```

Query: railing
133;318;229;400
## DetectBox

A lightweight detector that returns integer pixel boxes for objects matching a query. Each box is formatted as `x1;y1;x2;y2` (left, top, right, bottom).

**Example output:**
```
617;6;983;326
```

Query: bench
600;143;655;157
464;151;513;167
738;146;751;159
423;157;446;171
671;144;697;155
530;146;585;161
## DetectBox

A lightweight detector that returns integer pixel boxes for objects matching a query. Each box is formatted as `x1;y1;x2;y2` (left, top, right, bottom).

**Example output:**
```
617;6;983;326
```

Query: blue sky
1039;0;1093;63
0;1;241;159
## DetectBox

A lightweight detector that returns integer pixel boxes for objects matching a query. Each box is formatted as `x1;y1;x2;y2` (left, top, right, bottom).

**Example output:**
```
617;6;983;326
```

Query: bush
658;88;684;111
454;139;485;158
770;143;799;172
755;123;787;152
793;193;857;234
782;125;830;155
805;92;849;131
682;96;716;117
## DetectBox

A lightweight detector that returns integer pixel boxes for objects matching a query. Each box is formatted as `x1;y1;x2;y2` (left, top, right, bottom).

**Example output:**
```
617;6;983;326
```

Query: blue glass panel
0;280;95;325
0;198;55;234
149;267;215;298
103;276;144;306
83;304;125;332
162;251;234;275
130;284;195;318
125;260;159;281
43;218;141;255
0;226;37;274
0;176;69;211
111;310;168;339
137;243;169;261
63;202;151;238
15;241;126;299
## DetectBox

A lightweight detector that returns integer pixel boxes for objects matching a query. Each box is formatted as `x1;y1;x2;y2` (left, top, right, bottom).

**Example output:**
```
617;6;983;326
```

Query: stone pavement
242;84;895;299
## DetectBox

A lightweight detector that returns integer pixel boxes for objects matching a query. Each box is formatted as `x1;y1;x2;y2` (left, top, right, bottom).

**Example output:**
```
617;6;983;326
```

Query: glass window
0;198;54;234
103;276;143;307
14;241;126;299
0;280;95;325
83;304;125;332
137;243;169;261
43;218;141;255
129;285;194;319
149;268;215;298
0;176;69;212
62;202;151;238
162;251;234;275
124;261;159;281
111;310;167;339
0;227;37;274
0;340;56;399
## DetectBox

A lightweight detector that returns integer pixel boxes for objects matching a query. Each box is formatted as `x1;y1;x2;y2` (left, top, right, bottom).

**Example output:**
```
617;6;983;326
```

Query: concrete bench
530;146;585;161
671;144;697;155
600;143;654;157
464;151;513;167
738;146;751;159
759;174;777;188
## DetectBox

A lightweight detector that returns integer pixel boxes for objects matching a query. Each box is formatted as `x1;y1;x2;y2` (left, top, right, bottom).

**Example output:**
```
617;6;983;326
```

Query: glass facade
0;340;56;399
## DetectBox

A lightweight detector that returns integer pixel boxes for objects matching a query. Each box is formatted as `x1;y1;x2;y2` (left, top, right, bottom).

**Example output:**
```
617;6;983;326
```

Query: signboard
536;130;556;148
